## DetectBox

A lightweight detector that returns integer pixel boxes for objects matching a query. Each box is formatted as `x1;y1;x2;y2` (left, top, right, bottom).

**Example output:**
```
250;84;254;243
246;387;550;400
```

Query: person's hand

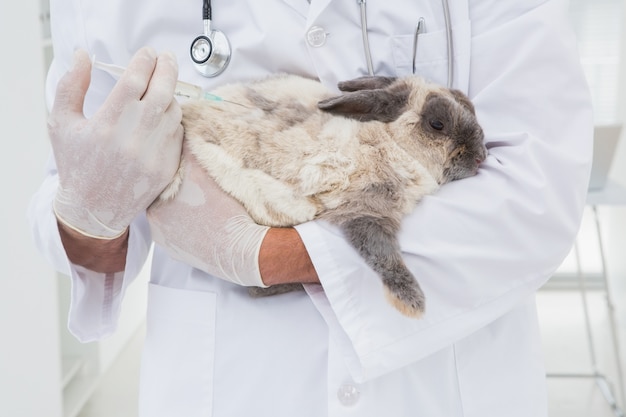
147;144;270;287
49;47;184;239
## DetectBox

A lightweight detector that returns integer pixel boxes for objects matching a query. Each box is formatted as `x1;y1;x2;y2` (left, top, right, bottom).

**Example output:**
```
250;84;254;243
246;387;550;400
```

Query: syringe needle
202;92;250;108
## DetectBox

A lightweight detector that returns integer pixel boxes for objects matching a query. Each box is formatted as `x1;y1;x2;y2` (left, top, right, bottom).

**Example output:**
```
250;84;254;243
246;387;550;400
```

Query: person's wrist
53;193;129;240
57;219;129;273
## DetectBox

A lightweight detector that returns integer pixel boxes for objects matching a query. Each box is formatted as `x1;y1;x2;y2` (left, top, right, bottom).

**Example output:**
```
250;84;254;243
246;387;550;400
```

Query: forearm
57;221;129;273
259;227;319;286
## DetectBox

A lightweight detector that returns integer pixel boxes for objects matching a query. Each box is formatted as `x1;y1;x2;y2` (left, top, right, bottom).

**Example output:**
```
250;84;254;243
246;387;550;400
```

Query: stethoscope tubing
441;0;454;88
357;0;375;76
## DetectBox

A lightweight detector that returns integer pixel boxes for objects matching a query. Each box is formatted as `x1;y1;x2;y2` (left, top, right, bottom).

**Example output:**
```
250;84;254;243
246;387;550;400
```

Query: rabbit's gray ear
318;88;409;122
337;76;397;92
450;89;476;115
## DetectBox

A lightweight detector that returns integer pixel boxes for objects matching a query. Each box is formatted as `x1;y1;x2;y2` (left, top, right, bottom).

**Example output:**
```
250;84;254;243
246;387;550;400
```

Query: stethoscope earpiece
190;0;231;77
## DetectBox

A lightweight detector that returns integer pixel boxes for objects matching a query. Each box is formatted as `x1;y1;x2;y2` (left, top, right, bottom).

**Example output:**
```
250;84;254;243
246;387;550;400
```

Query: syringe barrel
174;80;204;100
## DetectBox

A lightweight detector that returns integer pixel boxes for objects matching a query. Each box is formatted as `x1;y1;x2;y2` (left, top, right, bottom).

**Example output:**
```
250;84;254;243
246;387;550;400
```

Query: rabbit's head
318;75;487;185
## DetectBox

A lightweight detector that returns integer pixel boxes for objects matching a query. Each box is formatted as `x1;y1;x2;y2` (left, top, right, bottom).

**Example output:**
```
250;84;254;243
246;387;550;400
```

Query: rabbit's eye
429;120;445;131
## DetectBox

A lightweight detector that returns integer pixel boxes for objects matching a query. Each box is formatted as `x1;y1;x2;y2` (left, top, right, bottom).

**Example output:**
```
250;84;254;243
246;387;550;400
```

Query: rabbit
156;73;487;319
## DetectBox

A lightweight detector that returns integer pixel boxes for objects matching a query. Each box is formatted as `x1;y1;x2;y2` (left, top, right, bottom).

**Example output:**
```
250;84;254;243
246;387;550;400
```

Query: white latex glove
49;47;184;239
147;144;270;287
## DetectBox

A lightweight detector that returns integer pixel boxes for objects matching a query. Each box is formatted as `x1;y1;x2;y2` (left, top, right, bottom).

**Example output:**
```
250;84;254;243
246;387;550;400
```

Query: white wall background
0;1;63;417
605;0;626;323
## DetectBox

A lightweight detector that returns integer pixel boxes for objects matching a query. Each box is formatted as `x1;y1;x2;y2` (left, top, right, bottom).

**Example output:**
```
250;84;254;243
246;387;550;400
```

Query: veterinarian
29;1;593;416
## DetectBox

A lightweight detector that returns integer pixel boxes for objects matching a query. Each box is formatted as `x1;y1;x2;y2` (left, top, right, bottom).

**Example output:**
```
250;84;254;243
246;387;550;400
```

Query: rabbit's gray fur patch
157;74;487;318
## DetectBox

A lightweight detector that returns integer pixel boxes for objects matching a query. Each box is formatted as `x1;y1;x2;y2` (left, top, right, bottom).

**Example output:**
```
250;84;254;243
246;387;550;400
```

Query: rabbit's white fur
157;74;486;318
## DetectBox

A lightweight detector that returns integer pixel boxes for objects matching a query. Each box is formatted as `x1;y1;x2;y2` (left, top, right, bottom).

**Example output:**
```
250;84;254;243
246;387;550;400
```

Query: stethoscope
190;0;454;88
189;0;231;77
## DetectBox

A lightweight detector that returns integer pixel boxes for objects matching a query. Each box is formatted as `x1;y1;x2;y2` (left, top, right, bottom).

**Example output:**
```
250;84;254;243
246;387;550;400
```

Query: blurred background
1;1;626;416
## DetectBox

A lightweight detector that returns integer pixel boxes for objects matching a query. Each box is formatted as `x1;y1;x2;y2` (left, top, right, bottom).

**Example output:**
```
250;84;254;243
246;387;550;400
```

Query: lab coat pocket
392;20;471;91
139;283;217;417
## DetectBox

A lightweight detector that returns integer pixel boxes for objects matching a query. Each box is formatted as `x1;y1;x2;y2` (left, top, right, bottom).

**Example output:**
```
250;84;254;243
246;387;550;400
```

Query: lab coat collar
306;0;333;24
280;0;334;26
280;0;308;18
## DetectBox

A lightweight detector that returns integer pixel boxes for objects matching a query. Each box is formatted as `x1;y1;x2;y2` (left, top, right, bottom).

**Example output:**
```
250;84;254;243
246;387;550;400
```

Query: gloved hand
147;144;270;287
49;47;184;239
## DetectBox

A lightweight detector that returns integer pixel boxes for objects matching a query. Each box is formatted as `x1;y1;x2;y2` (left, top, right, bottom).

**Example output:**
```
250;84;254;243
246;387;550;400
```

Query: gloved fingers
164;100;184;135
143;90;184;147
141;51;180;109
96;47;158;122
134;91;183;168
136;52;183;135
48;49;92;130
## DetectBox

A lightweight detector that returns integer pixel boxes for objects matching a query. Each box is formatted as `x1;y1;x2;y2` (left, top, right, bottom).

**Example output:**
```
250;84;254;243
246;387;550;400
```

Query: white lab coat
29;0;593;416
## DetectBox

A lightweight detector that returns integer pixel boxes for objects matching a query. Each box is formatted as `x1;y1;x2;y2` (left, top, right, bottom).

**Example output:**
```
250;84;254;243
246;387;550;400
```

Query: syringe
92;59;247;107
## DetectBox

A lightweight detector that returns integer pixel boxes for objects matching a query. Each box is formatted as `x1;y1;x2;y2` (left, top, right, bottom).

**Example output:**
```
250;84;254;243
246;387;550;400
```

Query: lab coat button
337;384;360;406
306;26;327;47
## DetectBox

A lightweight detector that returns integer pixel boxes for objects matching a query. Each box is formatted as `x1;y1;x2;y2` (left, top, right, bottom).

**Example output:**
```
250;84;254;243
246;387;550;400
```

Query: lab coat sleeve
26;0;153;343
27;156;153;343
296;0;593;382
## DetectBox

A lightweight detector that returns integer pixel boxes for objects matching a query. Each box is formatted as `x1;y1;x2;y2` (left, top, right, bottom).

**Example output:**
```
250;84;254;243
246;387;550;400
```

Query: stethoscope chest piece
190;28;231;77
190;0;231;77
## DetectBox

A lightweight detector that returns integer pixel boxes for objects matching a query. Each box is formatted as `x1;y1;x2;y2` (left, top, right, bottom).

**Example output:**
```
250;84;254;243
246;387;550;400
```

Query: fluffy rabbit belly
186;137;321;227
